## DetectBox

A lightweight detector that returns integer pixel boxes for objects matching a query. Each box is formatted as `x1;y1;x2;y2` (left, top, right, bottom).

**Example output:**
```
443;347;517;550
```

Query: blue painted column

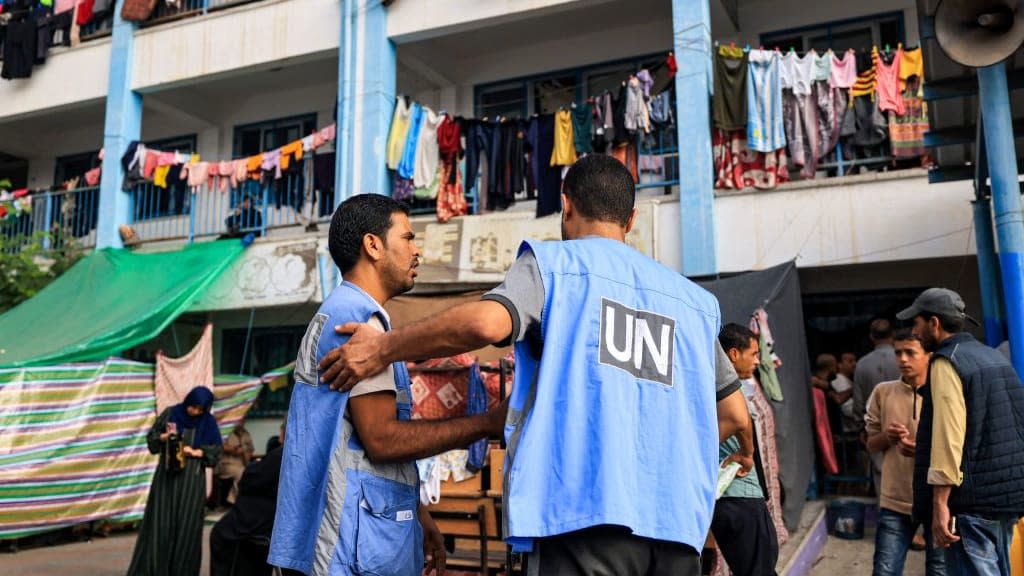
978;62;1024;375
335;0;395;204
672;0;717;277
96;1;142;249
973;198;1005;345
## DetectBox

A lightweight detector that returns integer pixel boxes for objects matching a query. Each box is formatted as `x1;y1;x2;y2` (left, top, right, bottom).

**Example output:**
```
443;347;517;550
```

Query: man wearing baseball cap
898;288;1024;575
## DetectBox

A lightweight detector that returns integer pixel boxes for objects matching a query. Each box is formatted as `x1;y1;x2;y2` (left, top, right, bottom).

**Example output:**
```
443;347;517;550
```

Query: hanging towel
550;109;577;166
386;96;412;171
154;323;214;415
398;103;424;180
713;46;749;131
749;308;784;401
414;109;443;189
874;47;905;116
746;49;787;153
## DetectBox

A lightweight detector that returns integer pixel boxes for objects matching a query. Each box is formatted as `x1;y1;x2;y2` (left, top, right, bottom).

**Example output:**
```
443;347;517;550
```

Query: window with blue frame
761;12;904;55
221;326;306;417
230;114;318;233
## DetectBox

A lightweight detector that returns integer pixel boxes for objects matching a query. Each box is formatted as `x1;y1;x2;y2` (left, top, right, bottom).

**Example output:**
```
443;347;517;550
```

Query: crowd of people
124;154;1024;576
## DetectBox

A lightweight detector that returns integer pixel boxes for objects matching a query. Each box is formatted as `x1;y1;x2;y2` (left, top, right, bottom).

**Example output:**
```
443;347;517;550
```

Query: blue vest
504;238;721;552
269;282;422;576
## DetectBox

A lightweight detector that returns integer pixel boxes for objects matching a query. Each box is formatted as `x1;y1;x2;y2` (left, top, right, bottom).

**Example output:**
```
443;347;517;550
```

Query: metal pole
978;62;1024;374
973;199;1004;345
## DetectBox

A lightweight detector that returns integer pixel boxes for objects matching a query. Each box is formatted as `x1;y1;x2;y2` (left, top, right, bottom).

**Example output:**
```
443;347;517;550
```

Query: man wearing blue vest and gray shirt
268;194;508;576
319;155;753;575
898;288;1024;576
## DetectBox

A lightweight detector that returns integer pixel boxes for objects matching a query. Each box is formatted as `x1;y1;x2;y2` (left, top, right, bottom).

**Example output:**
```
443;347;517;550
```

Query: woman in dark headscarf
128;386;223;576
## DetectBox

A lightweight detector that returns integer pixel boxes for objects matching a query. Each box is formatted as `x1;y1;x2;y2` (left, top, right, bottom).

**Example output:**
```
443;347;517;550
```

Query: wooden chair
428;496;506;574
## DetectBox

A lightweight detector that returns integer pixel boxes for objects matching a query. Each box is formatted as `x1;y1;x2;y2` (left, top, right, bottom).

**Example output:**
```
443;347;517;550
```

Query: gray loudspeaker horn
935;0;1024;67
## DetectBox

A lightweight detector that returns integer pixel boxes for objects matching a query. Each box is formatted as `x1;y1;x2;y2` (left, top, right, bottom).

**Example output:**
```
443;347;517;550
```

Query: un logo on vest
598;298;676;386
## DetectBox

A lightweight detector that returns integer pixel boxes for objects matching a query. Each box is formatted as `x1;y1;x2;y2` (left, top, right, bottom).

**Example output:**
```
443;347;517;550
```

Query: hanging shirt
899;47;924;93
874;47;905;115
386;96;412;171
397;103;423;180
850;50;877;99
713;46;749;131
746;50;787;153
812;50;831;83
784;51;815;96
571;104;593;154
549;110;577;167
829;50;857;89
413;109;444;189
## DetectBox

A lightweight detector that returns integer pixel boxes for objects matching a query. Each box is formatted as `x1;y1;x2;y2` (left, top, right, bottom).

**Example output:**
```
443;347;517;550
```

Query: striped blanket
0;359;262;540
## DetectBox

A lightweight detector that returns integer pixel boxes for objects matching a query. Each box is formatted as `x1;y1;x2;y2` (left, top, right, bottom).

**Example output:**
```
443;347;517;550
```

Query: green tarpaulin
0;241;244;368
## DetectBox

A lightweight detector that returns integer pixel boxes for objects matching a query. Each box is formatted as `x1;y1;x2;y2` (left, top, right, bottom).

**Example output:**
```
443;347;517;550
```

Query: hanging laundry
749;308;783;401
2;17;37;80
874;47;905;116
591;92;615;152
889;78;928;158
649;91;674;127
527;114;562;218
851;96;887;148
850;50;877;99
413;167;441;200
783;51;815;96
386;96;412;171
811;50;831;83
397;103;424;181
313;152;336;217
437;115;461;170
279;140;304;172
899;47;924;93
636;69;654;99
436;161;467;224
414;108;443;189
84;166;101;187
783;88;820;179
612;83;631;145
817;83;845;159
571;104;593;154
712;45;748;131
624;76;650;133
746;49;786;153
713;129;789;191
504;120;527;199
550;109;577;166
463;120;491;206
741;379;790;546
261;148;283;180
392;176;415;202
667;52;677;78
829;49;857;89
154;324;213;415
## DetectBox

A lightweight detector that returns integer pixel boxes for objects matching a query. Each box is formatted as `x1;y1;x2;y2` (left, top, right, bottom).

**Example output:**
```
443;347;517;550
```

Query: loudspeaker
935;0;1024;67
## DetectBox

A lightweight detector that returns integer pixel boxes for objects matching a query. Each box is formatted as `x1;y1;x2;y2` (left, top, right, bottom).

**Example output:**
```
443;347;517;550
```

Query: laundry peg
885;44;891;53
744;44;751;52
789;46;795;53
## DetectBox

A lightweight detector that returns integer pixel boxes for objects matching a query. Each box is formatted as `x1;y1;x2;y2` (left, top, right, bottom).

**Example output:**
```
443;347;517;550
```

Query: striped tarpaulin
0;358;262;540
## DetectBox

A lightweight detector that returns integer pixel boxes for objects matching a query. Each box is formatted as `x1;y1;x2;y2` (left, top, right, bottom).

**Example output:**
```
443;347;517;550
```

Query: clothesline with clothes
0;0;112;80
0;148;103;221
385;53;678;222
118;123;336;195
712;41;929;192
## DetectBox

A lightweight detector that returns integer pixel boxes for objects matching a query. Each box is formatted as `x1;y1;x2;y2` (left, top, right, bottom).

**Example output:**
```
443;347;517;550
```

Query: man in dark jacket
210;418;287;576
899;288;1024;576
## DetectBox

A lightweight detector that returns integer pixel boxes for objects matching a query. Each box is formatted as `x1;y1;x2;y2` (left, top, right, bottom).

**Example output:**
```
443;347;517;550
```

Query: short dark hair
869;318;894;341
840;351;857;361
916;312;965;334
719;323;757;354
815;353;837;372
328;194;410;275
562;154;635;226
893;328;922;344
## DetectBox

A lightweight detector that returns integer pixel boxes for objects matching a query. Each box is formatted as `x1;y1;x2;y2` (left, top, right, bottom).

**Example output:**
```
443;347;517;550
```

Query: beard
383;256;415;296
920;331;939;352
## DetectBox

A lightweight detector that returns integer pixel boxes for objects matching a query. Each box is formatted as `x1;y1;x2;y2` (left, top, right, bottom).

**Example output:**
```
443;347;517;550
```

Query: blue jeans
946;514;1018;576
873;508;948;576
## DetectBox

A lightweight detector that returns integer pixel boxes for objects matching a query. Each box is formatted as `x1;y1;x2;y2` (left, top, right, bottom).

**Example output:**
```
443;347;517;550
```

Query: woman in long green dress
128;387;223;576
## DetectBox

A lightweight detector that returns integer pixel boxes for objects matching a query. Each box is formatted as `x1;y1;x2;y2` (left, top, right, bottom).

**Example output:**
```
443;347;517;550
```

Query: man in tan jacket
865;330;947;576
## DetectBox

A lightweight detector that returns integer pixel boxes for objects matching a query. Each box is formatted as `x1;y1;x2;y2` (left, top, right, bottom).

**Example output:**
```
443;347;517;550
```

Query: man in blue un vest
319;155;755;575
268;194;508;576
899;288;1024;576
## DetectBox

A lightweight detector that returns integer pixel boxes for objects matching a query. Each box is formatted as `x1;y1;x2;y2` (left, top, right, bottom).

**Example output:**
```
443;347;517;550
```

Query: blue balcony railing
128;156;332;244
1;187;100;253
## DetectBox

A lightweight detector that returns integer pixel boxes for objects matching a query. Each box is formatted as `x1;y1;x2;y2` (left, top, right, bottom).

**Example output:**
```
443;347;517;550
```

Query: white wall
714;172;977;273
386;0;599;43
0;40;110;122
132;0;339;92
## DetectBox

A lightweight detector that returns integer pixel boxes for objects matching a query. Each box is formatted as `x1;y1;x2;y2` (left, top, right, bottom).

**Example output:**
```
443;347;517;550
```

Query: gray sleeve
715;340;741;401
481;250;544;346
348;316;397;399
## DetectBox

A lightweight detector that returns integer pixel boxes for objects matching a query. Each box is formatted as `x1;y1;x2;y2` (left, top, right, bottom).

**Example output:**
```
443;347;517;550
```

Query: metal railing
1;187;100;253
142;0;259;26
128;156;331;243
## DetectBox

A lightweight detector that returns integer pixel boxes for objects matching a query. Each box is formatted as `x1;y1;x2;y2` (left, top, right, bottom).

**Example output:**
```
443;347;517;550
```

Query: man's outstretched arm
319;300;513;391
349;391;507;463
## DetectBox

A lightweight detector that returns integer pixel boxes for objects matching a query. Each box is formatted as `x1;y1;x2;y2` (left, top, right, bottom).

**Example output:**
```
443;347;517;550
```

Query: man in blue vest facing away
899;287;1024;576
318;155;742;575
268;194;508;576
